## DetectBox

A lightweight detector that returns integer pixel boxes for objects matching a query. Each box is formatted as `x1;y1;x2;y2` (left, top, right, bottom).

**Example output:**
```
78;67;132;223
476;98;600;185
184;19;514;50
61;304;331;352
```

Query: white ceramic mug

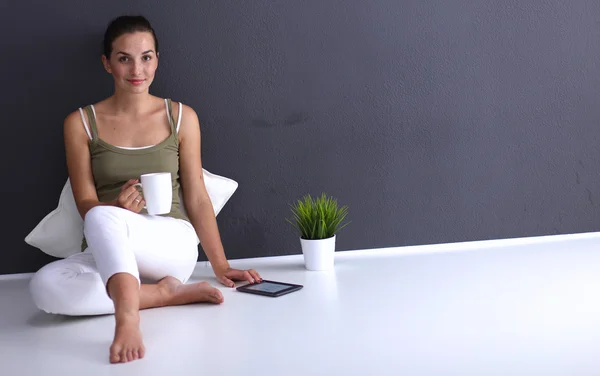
134;172;172;215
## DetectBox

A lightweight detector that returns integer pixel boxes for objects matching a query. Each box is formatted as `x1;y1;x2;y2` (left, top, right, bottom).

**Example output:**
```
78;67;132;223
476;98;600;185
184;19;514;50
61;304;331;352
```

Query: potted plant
286;193;350;270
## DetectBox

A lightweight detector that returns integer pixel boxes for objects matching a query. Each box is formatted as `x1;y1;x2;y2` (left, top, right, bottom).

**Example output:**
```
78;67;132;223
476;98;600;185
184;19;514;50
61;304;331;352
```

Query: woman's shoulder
63;108;90;142
167;98;198;122
64;98;109;121
180;102;198;118
64;107;86;126
63;98;109;138
166;97;194;110
64;104;93;127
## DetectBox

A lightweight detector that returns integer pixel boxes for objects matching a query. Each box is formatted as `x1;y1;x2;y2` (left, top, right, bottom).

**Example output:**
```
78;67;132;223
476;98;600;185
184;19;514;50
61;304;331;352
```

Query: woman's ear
101;55;112;74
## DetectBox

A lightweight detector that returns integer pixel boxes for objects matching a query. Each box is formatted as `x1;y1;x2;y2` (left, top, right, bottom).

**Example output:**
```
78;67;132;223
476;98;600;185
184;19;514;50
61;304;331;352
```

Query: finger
128;185;142;198
121;179;139;192
125;190;142;207
248;269;262;282
118;187;137;205
134;196;144;208
120;193;134;209
131;198;144;213
137;200;146;213
247;269;259;279
120;195;141;212
218;275;235;288
242;271;254;284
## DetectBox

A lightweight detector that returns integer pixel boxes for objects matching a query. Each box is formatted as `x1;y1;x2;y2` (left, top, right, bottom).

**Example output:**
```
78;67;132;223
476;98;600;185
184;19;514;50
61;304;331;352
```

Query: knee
84;205;120;226
83;206;125;237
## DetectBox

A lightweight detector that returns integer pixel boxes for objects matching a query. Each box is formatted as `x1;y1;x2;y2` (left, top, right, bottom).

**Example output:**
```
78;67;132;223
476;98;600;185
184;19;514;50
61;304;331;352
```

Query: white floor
2;233;600;375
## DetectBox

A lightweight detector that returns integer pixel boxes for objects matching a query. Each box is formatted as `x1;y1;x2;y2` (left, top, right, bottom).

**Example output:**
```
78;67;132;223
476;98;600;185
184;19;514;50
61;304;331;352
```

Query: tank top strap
83;105;99;141
165;98;177;134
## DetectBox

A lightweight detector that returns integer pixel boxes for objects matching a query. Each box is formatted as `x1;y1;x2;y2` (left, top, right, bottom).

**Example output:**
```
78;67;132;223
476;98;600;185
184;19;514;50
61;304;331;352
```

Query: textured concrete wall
3;0;600;274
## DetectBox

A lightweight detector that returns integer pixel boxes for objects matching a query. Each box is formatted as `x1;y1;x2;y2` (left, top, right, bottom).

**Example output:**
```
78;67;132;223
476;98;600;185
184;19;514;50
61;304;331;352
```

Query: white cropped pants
29;206;199;316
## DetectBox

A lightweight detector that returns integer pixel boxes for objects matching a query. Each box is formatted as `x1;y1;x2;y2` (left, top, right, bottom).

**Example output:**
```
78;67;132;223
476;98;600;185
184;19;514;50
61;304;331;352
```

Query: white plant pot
300;235;336;271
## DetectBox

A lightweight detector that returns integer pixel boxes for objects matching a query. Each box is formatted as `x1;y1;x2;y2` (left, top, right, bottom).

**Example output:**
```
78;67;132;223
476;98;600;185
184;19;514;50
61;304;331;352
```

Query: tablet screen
243;282;290;293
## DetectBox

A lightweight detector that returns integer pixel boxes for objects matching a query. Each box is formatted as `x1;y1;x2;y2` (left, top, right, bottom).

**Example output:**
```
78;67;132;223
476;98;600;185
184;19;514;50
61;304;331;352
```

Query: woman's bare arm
177;104;261;286
177;105;230;272
63;110;116;219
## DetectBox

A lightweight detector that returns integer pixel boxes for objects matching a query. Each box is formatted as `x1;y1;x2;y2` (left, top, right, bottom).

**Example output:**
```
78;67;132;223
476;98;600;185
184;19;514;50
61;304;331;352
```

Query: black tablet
236;280;303;297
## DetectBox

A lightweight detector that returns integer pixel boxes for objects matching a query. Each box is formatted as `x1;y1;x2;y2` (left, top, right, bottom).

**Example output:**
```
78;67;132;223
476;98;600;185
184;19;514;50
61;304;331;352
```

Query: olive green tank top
80;98;189;251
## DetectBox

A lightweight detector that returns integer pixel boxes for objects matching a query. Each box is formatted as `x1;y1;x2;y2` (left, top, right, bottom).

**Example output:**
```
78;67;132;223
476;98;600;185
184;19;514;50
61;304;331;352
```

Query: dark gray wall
3;1;600;275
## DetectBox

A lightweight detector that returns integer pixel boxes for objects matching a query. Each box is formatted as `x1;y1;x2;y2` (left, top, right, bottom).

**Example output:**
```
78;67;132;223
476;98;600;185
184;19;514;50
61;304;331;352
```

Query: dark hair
103;15;159;58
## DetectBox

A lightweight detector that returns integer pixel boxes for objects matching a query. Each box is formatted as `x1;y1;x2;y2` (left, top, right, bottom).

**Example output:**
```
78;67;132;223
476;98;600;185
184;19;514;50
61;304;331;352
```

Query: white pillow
25;169;238;259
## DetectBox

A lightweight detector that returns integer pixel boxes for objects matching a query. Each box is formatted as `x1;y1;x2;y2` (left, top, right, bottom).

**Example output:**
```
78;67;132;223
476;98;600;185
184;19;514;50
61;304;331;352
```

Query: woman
29;15;261;364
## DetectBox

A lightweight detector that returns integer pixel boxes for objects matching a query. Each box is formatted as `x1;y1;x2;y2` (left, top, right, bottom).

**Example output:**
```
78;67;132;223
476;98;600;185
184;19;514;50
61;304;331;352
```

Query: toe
110;345;121;364
212;289;224;303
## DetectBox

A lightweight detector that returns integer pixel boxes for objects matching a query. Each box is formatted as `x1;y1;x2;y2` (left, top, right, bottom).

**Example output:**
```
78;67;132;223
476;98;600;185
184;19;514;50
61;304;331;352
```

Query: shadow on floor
27;311;110;328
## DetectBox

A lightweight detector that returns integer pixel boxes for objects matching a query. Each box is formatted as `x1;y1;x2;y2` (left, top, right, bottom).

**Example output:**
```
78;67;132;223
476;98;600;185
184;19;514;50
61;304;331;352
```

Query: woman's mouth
127;79;145;86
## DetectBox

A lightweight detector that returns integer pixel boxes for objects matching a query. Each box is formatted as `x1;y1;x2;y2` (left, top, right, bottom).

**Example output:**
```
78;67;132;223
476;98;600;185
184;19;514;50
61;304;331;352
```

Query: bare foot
158;276;224;306
110;313;145;364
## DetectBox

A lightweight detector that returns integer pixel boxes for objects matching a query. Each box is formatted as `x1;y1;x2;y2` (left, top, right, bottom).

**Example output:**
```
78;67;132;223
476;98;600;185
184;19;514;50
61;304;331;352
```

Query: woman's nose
131;61;142;75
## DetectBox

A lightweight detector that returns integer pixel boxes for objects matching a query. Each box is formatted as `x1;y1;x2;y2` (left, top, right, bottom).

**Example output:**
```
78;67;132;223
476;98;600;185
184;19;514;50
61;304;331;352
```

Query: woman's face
102;31;159;93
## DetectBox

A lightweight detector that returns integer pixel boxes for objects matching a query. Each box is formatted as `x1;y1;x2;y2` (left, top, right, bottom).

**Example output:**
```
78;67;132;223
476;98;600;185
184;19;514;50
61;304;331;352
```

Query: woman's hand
116;179;146;213
215;267;263;288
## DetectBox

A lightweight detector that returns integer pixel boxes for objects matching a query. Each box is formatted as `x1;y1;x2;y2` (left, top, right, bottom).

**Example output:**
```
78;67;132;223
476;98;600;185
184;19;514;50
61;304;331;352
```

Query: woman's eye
143;55;152;61
119;57;128;63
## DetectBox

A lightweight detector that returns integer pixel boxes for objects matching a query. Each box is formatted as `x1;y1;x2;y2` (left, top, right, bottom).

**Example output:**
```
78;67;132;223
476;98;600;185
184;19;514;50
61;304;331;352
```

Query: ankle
115;310;140;324
157;282;174;307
